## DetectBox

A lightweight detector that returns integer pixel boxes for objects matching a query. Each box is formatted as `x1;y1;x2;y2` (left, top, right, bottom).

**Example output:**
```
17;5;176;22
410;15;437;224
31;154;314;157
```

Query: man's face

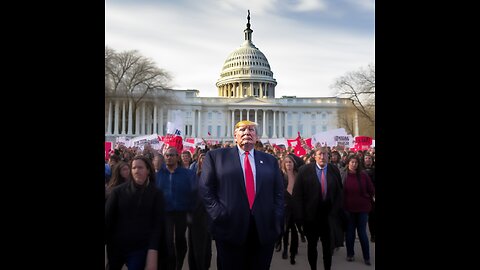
164;149;179;167
234;124;258;150
315;149;329;167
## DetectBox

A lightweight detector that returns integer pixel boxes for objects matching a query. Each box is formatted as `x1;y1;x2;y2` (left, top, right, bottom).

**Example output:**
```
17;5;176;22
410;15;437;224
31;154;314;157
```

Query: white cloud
345;0;375;12
214;0;278;14
290;0;327;12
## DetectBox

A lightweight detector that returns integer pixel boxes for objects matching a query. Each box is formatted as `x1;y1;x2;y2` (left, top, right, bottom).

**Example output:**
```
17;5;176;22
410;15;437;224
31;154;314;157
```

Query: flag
105;142;112;161
304;138;313;149
162;134;183;154
292;132;307;157
183;138;196;154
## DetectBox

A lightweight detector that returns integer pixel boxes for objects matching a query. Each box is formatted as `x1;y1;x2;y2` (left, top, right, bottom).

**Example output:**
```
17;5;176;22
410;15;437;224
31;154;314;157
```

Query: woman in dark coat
187;152;212;270
280;154;302;264
105;156;166;270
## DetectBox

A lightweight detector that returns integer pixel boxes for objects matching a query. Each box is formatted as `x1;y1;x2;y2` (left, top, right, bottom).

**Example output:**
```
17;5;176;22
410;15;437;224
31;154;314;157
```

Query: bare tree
337;107;355;135
333;64;375;134
105;47;176;134
105;46;116;92
105;47;173;104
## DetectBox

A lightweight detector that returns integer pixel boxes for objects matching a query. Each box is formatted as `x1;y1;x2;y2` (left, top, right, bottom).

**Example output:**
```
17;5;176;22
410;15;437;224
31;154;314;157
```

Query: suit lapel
310;163;320;193
324;164;334;201
232;147;248;198
254;150;262;196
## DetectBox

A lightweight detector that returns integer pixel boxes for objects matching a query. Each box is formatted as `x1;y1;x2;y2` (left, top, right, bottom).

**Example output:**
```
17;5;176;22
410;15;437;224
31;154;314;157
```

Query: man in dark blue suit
200;120;284;270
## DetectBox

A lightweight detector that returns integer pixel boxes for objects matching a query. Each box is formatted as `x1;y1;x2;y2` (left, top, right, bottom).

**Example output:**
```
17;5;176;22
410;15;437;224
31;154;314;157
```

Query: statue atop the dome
247;10;251;28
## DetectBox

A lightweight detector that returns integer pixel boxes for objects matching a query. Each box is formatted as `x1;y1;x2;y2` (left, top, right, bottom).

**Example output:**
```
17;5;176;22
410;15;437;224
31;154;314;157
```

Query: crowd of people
105;120;375;270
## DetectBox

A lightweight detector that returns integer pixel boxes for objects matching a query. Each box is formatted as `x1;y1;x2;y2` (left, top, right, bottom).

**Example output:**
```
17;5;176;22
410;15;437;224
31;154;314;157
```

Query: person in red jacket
341;155;375;265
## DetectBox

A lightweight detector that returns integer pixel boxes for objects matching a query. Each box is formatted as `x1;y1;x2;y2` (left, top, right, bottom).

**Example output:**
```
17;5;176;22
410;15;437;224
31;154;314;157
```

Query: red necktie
320;168;326;200
244;151;255;209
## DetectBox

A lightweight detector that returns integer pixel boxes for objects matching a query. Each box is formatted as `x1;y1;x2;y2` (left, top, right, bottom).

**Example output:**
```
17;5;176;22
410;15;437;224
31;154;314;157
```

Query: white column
106;101;112;135
165;109;171;133
153;105;158;134
135;107;140;135
146;106;151;135
127;100;133;135
284;111;288;137
198;110;202;136
192;110;197;137
121;101;126;135
250;82;253;96
272;110;277;138
278;111;282;138
280;111;283;137
114;100;120;135
159;108;164;135
240;109;243;121
230;110;235;135
262;110;267;138
246;109;250;121
141;103;146;135
224;110;228;137
254;109;258;123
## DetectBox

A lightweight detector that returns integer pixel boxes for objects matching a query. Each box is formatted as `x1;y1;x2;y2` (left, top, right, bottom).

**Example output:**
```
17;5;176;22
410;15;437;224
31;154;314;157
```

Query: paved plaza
107;236;375;270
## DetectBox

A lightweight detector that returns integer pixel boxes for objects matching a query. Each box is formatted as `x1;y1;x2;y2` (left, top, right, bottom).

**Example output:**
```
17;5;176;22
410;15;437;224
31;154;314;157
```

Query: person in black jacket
187;152;212;270
280;154;303;265
105;156;166;270
293;147;343;270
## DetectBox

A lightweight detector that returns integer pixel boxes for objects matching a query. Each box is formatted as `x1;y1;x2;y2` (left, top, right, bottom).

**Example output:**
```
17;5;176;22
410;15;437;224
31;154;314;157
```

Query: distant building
105;12;358;142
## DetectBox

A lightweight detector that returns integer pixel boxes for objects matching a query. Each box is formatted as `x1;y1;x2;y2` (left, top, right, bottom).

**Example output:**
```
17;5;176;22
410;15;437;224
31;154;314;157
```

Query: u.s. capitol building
105;13;358;142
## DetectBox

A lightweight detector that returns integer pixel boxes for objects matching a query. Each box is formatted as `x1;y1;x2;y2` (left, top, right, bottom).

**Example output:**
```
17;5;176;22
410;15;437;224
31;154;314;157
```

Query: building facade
105;13;357;142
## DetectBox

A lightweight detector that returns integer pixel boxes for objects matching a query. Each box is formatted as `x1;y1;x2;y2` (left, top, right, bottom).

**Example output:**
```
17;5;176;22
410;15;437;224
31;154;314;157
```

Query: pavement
108;236;375;269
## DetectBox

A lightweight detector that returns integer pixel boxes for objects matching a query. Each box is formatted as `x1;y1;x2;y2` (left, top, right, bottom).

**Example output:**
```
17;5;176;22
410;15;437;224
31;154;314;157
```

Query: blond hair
234;120;258;130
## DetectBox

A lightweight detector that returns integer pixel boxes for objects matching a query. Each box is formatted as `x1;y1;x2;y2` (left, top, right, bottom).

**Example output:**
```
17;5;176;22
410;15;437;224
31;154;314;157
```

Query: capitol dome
216;11;277;98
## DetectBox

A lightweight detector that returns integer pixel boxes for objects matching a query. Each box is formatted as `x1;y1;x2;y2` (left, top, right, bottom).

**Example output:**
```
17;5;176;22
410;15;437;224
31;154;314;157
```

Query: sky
105;0;374;98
